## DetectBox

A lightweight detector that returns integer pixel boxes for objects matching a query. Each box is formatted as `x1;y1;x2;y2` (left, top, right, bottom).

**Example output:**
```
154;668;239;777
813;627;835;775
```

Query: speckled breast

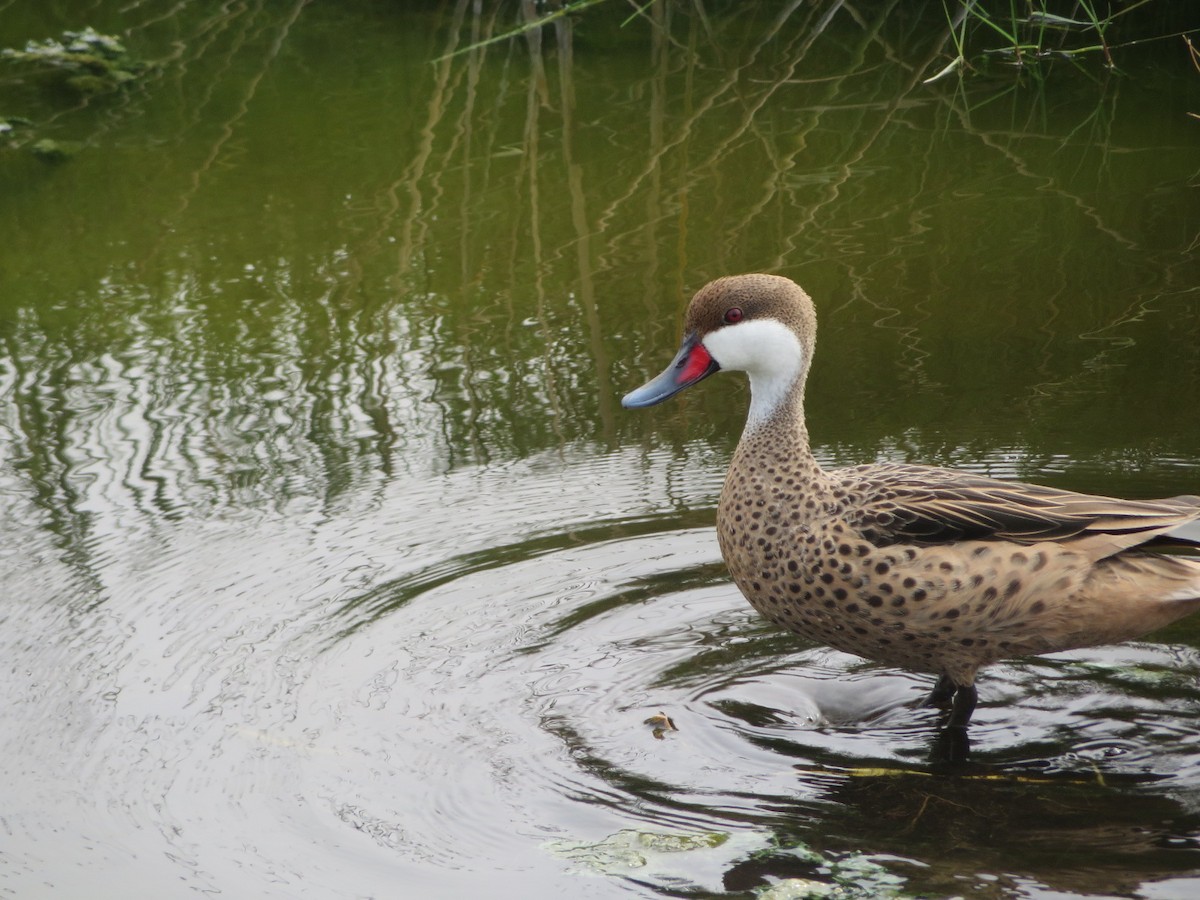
714;458;997;679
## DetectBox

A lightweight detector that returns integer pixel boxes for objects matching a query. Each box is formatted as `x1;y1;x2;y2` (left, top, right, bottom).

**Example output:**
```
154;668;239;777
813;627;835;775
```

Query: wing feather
835;463;1200;549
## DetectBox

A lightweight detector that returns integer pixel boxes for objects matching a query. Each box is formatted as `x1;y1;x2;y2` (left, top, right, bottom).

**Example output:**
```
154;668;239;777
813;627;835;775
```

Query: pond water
2;2;1200;898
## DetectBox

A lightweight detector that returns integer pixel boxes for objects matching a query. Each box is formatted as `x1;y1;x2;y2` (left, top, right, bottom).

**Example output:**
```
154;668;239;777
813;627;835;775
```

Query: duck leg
923;674;956;708
923;675;977;727
945;683;978;729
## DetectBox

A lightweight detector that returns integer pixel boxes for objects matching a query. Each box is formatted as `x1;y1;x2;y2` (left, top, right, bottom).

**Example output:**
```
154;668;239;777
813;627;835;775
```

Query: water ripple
283;512;1200;896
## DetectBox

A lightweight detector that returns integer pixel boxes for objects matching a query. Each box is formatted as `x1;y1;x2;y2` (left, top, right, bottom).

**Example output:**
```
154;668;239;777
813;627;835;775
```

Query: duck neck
738;374;818;471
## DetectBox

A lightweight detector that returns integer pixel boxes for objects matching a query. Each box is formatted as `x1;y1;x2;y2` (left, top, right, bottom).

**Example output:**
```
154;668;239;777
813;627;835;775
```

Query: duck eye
723;307;744;324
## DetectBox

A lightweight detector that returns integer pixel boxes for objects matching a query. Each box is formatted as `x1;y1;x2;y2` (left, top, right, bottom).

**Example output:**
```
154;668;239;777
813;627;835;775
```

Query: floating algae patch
0;116;31;138
1;27;153;162
742;840;911;900
545;828;756;892
546;828;733;874
29;138;82;164
759;880;865;900
546;829;912;897
1;27;150;95
821;852;910;899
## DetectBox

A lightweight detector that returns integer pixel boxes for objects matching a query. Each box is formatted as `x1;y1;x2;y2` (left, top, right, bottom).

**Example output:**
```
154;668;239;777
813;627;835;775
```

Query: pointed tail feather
1166;515;1200;547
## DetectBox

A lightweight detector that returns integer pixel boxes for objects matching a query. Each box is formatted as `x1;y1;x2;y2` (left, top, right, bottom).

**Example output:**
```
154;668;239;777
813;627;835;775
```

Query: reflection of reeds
1188;35;1200;121
432;0;609;63
141;0;312;249
363;0;1197;432
556;9;612;442
3;0;1198;579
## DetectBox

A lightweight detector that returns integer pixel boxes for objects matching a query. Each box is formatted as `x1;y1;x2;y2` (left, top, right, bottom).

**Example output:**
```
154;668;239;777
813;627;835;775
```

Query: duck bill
622;333;720;408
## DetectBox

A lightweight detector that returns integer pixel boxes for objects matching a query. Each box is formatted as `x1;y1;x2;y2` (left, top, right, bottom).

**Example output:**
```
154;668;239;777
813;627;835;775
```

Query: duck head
622;274;817;429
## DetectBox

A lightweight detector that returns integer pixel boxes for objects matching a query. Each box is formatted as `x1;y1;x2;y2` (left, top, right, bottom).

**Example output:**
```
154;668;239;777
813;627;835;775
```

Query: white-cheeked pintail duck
623;274;1200;729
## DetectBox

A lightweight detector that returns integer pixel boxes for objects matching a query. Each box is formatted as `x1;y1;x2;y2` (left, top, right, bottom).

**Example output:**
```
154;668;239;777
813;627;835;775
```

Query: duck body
623;274;1200;727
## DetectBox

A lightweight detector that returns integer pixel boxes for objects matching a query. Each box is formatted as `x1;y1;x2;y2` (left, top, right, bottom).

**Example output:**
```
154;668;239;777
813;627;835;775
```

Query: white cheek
702;319;804;428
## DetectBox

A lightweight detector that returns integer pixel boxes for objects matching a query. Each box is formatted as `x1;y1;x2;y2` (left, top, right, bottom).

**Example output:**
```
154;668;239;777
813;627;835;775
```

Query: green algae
546;828;913;898
1;27;152;162
2;27;149;94
29;138;82;164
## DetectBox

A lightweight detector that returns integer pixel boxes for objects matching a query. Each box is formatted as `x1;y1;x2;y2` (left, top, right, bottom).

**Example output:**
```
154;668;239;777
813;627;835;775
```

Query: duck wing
835;462;1200;552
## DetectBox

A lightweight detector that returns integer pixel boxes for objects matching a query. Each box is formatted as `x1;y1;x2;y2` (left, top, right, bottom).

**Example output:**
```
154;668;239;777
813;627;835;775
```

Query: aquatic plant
0;27;151;162
752;845;912;899
28;138;82;163
546;828;913;897
927;0;1199;81
1;26;149;94
0;115;31;140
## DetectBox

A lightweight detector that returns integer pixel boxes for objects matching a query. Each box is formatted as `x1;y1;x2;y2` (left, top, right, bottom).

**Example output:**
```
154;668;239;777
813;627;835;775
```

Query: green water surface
1;3;1199;898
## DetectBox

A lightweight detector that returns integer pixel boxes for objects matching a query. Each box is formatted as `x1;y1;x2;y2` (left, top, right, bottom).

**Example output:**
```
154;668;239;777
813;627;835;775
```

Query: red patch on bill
678;343;714;383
